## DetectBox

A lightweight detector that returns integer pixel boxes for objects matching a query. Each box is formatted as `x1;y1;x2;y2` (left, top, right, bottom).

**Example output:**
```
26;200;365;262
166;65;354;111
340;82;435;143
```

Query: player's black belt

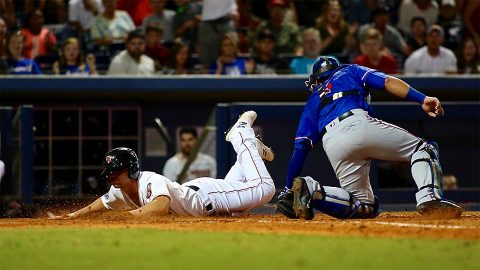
186;185;213;211
319;110;355;138
320;90;359;109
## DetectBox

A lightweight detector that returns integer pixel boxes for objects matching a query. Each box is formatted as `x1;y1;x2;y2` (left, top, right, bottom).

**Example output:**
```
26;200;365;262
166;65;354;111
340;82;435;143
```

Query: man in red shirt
116;0;153;26
354;28;397;74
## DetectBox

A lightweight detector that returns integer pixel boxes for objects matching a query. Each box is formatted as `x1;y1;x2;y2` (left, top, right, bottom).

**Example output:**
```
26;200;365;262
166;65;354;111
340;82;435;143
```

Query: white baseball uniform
101;124;275;216
162;152;217;182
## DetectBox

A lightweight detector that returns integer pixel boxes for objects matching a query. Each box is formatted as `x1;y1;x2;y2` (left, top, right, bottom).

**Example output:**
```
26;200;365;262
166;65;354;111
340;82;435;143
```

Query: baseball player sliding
50;111;275;218
277;56;462;220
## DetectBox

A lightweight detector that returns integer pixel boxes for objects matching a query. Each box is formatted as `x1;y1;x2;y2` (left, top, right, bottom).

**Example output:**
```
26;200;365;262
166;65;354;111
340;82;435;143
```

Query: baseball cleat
417;199;462;219
255;137;275;161
276;190;298;219
225;111;257;141
292;177;314;220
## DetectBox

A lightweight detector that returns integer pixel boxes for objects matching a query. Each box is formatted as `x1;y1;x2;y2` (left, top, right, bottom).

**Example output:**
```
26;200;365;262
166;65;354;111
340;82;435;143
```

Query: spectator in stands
24;0;66;25
20;9;57;59
0;0;16;29
116;0;152;26
163;126;216;182
145;25;169;71
342;0;378;25
5;31;41;74
163;41;192;75
457;38;479;74
463;0;480;48
67;0;103;41
236;0;261;53
404;24;457;74
290;28;321;75
252;28;290;75
358;7;409;60
107;30;155;75
406;17;427;54
398;0;439;35
0;16;6;57
354;28;397;74
172;0;201;47
0;17;7;72
315;0;356;58
198;0;237;72
90;0;135;47
291;0;322;28
442;174;458;190
251;0;301;56
142;0;175;44
53;37;98;75
436;0;462;51
209;32;253;76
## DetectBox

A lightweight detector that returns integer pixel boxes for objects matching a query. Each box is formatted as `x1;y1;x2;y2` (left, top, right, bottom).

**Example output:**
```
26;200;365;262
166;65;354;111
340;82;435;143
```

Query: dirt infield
1;210;479;240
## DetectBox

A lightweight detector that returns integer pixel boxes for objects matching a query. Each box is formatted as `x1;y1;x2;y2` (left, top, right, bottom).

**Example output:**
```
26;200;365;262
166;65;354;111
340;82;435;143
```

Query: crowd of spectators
0;0;478;76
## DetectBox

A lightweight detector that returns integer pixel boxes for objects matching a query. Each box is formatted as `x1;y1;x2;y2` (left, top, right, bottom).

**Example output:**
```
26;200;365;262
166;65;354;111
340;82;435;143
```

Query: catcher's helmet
100;147;140;179
305;56;340;91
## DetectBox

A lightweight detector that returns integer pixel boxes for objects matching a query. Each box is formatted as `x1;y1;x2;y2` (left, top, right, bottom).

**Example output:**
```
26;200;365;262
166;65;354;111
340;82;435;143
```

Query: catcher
277;57;462;220
50;111;275;218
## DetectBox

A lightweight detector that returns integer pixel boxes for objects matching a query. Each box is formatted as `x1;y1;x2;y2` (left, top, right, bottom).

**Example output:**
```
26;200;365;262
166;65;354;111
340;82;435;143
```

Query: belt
320;90;359;109
186;185;213;211
320;110;354;138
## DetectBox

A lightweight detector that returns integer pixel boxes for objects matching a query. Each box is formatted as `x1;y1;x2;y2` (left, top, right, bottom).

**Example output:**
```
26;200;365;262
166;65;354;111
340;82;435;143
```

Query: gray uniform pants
322;109;422;204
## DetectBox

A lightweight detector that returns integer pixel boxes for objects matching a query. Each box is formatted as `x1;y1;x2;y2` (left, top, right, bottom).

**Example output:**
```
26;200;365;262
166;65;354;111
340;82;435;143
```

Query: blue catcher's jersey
295;64;387;149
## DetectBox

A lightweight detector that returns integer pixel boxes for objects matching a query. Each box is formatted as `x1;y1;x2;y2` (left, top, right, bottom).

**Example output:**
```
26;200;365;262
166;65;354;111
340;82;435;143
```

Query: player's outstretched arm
129;196;170;217
384;76;444;117
48;197;107;219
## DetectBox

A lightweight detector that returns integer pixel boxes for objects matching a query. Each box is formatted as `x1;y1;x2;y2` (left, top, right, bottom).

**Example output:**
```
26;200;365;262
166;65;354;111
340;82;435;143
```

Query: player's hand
422;96;444;117
47;211;75;220
86;53;96;66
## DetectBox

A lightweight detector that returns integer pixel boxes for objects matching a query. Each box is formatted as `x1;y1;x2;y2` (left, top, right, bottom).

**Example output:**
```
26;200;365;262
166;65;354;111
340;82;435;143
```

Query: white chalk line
366;221;475;230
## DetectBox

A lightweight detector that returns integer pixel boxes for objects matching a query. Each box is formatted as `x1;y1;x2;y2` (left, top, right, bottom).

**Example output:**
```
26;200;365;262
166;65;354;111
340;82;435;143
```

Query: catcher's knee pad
309;186;381;219
411;141;444;204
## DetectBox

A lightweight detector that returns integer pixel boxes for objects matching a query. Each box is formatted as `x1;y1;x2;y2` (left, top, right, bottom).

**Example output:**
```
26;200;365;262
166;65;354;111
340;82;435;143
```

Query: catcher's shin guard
412;141;463;218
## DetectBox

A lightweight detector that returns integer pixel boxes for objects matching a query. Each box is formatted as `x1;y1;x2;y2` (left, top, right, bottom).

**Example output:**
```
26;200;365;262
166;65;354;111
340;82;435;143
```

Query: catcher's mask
100;147;140;180
305;56;340;92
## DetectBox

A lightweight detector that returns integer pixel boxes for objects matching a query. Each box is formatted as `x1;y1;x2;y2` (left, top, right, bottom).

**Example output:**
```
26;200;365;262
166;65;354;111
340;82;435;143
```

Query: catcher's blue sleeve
355;65;387;90
285;93;320;189
285;143;310;189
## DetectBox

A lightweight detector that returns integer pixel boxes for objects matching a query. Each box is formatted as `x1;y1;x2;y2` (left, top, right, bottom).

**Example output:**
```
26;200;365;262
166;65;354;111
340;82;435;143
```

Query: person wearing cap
436;0;462;51
404;24;457;74
405;17;428;54
252;28;290;75
357;6;409;59
398;0;439;35
251;0;301;56
290;28;321;74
